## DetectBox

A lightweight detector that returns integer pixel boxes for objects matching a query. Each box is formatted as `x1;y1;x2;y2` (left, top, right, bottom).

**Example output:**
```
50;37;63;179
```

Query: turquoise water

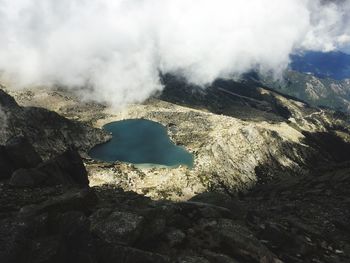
89;119;194;168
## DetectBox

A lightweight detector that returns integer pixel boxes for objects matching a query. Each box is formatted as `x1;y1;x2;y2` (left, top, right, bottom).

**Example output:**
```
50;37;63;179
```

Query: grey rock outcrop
0;146;15;179
0;135;89;188
0;138;349;263
9;168;47;187
1;78;350;262
0;87;110;159
0;137;42;179
5;137;42;169
8;147;89;188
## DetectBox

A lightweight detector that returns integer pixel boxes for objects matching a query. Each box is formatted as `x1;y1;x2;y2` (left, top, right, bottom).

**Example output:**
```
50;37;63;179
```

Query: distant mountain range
252;51;350;113
290;51;350;80
256;70;350;112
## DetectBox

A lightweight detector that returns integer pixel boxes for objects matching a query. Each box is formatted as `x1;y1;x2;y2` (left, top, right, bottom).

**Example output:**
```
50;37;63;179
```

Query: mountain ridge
3;79;350;200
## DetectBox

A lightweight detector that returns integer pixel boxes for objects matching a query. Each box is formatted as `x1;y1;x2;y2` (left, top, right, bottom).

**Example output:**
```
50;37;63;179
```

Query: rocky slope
1;82;350;262
0;86;109;159
3;80;350;200
256;70;350;112
1;137;349;263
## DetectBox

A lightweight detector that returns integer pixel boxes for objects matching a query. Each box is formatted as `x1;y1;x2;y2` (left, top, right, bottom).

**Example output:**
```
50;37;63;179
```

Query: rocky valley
3;77;350;200
1;82;350;262
1;1;350;262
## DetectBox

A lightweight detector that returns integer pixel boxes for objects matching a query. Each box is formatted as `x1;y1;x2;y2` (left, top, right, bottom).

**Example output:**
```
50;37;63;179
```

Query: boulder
53;149;89;186
1;136;43;180
53;211;97;263
36;159;69;186
90;209;144;245
9;168;47;187
0;210;97;263
5;136;42;169
19;188;98;217
0;146;15;179
37;149;89;187
0;89;19;109
213;219;282;263
97;245;170;263
201;250;240;263
9;148;89;188
192;219;282;263
189;192;247;220
165;229;186;247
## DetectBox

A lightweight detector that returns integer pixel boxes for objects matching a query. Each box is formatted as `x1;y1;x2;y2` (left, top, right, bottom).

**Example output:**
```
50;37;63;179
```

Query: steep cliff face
0;87;109;159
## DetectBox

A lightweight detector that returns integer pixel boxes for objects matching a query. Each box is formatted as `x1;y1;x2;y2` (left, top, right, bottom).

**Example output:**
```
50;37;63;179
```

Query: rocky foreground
1;136;349;263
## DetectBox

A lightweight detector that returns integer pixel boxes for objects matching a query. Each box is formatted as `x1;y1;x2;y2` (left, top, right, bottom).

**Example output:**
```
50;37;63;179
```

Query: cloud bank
0;0;349;106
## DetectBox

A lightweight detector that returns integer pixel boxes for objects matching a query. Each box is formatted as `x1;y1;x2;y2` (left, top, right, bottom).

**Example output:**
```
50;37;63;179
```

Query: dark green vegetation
89;119;194;168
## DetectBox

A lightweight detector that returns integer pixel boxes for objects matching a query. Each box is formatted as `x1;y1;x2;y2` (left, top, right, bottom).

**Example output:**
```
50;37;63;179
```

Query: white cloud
0;0;349;106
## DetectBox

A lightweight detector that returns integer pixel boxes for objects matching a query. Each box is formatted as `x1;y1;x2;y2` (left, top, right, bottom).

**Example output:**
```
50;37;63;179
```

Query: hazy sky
0;0;349;107
341;45;350;54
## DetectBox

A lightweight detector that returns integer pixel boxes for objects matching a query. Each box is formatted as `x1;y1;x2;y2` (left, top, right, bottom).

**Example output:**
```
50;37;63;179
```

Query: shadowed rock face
0;87;110;159
0;146;14;179
0;135;88;187
0;143;349;263
5;137;42;169
0;137;42;180
0;89;18;108
160;74;294;122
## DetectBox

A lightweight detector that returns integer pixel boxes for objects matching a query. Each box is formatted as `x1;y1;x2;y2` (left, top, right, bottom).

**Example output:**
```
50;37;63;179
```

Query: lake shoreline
89;118;194;168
